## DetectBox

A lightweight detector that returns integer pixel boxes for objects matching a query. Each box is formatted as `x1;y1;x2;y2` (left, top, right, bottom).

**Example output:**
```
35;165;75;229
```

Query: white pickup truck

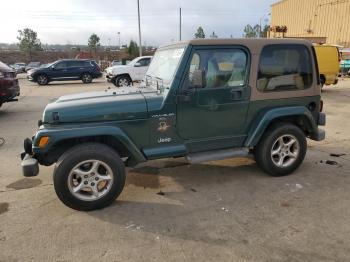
105;56;152;87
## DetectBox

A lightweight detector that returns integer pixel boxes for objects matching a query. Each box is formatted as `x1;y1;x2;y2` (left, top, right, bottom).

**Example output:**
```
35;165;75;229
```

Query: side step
186;148;250;164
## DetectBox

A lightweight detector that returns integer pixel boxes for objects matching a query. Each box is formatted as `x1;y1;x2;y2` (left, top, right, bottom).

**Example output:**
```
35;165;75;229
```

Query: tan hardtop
161;38;313;53
161;38;320;100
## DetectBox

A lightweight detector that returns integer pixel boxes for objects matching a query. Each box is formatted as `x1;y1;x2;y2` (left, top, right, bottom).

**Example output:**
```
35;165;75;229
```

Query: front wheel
37;74;49;85
254;123;307;177
114;75;132;87
53;143;126;211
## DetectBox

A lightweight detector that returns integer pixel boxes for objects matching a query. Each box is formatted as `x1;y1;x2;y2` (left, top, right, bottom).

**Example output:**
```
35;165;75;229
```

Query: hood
43;87;156;124
107;65;132;75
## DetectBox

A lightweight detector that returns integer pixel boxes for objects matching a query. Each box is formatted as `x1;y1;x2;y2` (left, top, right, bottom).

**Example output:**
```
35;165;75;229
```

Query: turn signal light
38;136;50;148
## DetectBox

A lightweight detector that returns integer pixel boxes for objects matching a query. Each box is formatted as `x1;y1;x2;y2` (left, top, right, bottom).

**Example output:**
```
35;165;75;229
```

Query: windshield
145;46;185;91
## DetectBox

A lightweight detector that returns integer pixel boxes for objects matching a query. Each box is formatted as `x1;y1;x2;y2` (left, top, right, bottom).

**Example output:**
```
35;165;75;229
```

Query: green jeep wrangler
21;39;326;211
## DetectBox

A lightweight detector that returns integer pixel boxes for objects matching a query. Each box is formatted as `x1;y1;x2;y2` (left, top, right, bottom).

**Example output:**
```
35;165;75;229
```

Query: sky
0;0;277;46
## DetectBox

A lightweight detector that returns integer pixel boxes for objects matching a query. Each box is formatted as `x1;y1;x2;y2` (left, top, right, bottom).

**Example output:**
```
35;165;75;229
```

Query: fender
32;125;146;163
244;106;317;147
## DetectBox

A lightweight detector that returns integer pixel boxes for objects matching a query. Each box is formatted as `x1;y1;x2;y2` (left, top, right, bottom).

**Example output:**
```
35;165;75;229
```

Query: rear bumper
0;79;20;103
310;128;325;141
309;112;326;141
94;72;103;78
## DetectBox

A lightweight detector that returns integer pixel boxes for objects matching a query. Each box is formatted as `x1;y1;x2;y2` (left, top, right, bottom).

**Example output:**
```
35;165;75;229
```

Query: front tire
254;123;307;177
36;74;49;85
53;143;126;211
114;75;132;87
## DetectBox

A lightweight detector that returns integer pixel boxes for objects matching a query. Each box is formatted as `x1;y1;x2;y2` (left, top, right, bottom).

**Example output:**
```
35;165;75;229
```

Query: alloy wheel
271;134;300;168
67;160;114;201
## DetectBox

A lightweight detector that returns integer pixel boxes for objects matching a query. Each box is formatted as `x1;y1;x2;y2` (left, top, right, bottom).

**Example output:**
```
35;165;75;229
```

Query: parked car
340;48;350;76
25;62;41;72
314;44;340;86
27;59;103;85
21;39;325;211
0;61;20;108
105;56;152;87
10;63;26;74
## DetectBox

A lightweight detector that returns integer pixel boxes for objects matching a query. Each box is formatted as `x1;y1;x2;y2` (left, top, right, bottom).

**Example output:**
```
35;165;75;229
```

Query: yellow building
270;0;350;47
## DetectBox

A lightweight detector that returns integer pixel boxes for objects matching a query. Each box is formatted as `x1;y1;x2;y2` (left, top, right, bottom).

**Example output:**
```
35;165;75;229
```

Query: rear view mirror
190;69;206;88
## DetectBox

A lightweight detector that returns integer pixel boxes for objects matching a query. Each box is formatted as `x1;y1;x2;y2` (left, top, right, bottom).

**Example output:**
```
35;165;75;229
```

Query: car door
66;60;83;79
176;46;251;152
51;61;68;79
134;58;151;80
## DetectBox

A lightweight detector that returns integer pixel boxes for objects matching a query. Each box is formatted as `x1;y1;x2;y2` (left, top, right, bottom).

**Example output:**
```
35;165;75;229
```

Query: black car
27;59;103;85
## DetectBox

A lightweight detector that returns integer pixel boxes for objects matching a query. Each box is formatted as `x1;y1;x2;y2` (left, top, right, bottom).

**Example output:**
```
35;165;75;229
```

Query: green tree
243;24;261;38
127;40;139;57
88;34;100;53
194;26;206;39
17;28;42;60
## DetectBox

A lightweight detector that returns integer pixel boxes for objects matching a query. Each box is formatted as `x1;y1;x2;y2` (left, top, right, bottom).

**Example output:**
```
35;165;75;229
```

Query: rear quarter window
257;44;313;92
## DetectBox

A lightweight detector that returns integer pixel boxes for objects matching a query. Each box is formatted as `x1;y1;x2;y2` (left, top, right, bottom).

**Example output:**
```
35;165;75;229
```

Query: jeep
21;39;326;211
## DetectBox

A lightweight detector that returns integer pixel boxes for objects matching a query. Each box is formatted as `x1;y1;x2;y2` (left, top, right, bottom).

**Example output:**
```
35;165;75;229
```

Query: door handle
231;90;243;100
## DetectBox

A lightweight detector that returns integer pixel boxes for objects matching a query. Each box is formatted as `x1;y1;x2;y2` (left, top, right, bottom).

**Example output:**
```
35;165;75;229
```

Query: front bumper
21;138;39;177
21;153;39;177
105;74;115;82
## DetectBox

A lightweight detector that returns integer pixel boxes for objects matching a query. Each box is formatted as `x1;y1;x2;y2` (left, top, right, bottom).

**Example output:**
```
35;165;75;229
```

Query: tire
81;73;93;84
36;74;49;85
114;75;132;87
254;123;307;177
53;143;126;211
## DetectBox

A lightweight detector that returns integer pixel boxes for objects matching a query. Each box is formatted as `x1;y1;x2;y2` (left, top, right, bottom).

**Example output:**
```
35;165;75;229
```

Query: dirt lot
0;75;350;262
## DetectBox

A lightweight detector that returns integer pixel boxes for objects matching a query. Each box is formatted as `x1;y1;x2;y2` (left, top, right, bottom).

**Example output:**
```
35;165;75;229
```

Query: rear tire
254;123;307;177
81;73;93;84
53;143;126;211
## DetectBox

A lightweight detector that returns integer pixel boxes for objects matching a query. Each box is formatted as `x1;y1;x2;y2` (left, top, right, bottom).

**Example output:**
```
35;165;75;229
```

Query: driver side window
187;49;248;88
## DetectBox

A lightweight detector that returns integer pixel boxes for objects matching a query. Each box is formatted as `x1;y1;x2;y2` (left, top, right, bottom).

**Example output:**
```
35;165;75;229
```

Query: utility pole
179;7;182;41
117;32;121;49
137;0;142;57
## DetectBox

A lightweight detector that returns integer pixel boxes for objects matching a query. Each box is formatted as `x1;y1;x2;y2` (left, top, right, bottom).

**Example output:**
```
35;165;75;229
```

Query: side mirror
134;62;141;67
190;69;206;88
51;65;55;70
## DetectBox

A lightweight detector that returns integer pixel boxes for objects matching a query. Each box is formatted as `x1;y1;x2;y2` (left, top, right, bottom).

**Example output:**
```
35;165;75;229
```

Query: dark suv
27;59;102;85
0;61;20;108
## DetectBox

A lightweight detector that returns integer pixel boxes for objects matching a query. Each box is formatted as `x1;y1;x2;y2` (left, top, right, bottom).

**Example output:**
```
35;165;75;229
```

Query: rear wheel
37;74;49;85
81;73;93;84
53;143;126;211
114;75;132;87
254;123;307;177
